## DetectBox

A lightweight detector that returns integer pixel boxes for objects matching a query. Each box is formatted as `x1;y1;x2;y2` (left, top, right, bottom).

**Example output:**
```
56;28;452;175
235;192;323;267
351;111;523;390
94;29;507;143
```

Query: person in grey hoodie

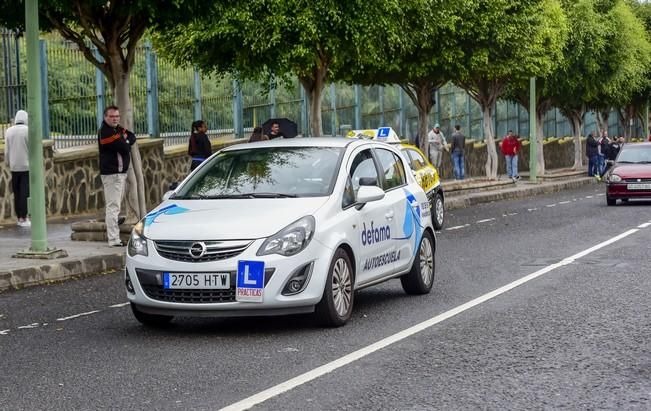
4;110;30;227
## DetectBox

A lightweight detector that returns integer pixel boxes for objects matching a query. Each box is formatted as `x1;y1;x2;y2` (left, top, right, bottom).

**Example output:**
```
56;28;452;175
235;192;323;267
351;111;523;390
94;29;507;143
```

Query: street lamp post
529;77;537;182
15;0;66;259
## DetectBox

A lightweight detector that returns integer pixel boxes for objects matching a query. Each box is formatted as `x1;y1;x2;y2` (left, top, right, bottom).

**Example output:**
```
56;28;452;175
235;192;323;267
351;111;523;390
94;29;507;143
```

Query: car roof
221;136;395;151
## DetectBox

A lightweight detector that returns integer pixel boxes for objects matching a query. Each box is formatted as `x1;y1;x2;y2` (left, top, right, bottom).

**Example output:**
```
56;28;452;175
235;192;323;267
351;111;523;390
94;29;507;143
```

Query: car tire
131;303;173;327
401;230;435;295
315;248;354;327
432;192;444;230
607;197;616;206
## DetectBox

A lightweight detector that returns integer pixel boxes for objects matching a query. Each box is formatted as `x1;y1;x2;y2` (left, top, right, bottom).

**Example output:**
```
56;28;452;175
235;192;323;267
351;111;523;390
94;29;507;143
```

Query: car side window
407;149;427;170
342;149;379;208
375;148;407;191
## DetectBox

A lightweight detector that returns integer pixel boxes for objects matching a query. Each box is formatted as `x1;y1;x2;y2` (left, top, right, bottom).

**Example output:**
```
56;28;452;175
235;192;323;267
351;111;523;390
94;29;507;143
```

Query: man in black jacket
98;105;136;246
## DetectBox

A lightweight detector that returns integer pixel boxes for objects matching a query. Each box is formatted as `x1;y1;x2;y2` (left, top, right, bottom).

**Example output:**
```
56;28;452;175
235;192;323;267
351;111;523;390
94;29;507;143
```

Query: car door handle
385;211;394;220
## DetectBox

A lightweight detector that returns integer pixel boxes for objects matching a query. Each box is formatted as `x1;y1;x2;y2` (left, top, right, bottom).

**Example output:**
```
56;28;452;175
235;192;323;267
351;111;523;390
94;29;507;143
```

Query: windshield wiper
241;193;298;198
172;193;207;200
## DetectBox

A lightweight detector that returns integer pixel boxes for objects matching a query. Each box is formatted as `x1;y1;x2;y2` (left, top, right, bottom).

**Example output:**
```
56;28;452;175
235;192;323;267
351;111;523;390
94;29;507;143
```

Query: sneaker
511;176;517;183
109;241;125;247
595;175;602;182
117;216;126;225
515;175;521;181
18;220;31;227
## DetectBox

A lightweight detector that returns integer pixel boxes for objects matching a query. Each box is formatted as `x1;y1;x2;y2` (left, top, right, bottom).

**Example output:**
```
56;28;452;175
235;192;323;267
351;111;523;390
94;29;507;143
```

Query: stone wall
434;137;585;179
0;136;584;223
0;138;243;224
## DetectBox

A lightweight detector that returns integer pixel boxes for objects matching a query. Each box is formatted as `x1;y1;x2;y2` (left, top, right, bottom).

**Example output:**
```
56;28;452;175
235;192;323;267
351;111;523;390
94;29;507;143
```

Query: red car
605;142;651;205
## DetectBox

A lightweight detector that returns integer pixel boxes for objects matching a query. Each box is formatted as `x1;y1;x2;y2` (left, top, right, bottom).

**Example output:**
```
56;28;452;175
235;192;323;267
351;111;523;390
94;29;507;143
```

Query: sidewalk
0;168;596;292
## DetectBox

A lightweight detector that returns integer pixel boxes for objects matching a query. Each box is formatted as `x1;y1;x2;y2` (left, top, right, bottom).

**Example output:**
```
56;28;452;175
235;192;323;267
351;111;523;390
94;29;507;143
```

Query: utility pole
15;0;66;258
529;77;537;182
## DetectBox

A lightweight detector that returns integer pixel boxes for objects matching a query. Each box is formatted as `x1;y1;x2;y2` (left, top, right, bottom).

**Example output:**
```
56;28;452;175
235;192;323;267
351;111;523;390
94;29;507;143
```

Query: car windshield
616;146;651;164
174;146;343;199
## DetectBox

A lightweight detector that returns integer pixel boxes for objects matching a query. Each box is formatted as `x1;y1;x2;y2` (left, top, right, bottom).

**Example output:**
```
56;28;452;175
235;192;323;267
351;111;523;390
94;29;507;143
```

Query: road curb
0;252;125;292
445;177;597;210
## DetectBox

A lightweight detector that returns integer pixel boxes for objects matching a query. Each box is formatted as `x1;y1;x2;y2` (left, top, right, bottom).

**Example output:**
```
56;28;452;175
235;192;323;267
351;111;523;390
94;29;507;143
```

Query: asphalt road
1;185;650;410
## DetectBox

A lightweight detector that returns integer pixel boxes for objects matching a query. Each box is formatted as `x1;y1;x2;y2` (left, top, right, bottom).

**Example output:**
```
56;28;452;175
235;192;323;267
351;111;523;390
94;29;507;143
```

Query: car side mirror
358;177;377;187
169;182;179;190
356;185;385;204
162;190;174;201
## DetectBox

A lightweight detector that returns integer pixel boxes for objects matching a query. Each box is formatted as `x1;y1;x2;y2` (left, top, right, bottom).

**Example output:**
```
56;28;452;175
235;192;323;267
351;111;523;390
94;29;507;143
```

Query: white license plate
627;183;651;190
163;273;230;289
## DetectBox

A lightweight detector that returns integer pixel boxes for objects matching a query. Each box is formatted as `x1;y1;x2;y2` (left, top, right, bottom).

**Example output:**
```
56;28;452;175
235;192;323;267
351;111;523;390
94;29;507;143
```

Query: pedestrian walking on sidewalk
188;119;211;172
4;110;30;227
450;124;466;180
98;105;136;247
427;123;448;170
500;130;521;182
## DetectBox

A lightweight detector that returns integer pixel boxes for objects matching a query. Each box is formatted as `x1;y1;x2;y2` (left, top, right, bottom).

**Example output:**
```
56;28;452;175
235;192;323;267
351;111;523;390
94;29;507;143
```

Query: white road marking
558;201;571;205
638;222;651;228
109;302;130;308
476;218;496;224
527;208;538;212
445;224;470;231
586;195;594;199
17;323;40;330
0;329;9;335
56;310;101;322
219;226;644;411
546;204;557;208
596;193;605;196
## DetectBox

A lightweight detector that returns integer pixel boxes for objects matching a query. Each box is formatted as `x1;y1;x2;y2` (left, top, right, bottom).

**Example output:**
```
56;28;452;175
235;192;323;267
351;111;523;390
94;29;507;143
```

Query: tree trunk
597;110;609;134
299;63;328;137
112;70;147;223
400;81;435;159
568;112;583;169
618;106;635;141
535;110;546;175
481;104;498;179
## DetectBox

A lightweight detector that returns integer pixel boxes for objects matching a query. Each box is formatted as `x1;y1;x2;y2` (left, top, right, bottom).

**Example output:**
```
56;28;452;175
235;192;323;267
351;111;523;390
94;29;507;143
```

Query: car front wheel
131;303;173;327
432;192;444;230
401;230;435;295
316;248;354;327
607;197;616;206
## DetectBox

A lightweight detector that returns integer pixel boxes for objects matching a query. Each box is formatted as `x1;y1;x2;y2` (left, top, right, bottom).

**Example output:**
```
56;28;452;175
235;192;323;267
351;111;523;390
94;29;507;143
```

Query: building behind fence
0;31;639;149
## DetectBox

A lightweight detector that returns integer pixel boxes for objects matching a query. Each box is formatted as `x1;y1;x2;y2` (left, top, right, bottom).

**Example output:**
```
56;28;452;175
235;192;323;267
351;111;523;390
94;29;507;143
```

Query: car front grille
135;269;275;304
623;178;651;183
141;285;237;303
153;240;252;262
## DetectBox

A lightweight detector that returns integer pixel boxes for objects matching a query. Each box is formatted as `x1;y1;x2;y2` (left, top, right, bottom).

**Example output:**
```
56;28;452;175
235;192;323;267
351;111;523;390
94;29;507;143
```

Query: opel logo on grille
189;242;206;259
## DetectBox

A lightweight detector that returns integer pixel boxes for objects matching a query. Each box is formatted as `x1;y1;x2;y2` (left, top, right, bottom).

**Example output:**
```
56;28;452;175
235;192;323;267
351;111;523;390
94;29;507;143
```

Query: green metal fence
0;31;639;149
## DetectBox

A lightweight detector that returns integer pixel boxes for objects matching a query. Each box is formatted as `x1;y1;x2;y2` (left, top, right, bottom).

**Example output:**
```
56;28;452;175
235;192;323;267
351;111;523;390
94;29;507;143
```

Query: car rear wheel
401;230;435;295
432;192;444;230
316;248;354;327
131;303;173;327
607;197;617;206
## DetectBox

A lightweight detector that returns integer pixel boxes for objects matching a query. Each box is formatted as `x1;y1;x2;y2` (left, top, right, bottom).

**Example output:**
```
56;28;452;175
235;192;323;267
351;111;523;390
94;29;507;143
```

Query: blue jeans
588;155;599;177
452;151;465;180
597;155;605;176
505;155;518;178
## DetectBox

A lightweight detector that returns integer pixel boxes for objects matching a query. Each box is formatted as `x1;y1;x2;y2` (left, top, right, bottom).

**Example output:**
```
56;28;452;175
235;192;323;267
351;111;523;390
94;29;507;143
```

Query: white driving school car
125;137;436;327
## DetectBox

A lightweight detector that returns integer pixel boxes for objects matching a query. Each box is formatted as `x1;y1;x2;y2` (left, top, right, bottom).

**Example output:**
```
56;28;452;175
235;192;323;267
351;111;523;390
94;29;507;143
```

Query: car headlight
257;216;315;257
128;220;148;257
608;174;622;183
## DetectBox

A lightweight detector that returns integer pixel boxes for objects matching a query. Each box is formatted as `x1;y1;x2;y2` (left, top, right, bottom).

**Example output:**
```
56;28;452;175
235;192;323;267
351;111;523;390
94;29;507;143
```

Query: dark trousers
11;171;29;219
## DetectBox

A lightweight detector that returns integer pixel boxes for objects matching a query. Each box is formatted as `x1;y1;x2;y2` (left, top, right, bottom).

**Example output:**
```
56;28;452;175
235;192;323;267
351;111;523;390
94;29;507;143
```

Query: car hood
142;197;328;240
611;164;651;178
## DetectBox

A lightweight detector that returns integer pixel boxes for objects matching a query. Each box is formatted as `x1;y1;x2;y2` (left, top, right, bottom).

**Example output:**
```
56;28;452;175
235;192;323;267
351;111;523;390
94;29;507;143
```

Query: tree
342;0;467;160
155;0;398;137
454;0;567;179
0;0;198;222
549;0;651;167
